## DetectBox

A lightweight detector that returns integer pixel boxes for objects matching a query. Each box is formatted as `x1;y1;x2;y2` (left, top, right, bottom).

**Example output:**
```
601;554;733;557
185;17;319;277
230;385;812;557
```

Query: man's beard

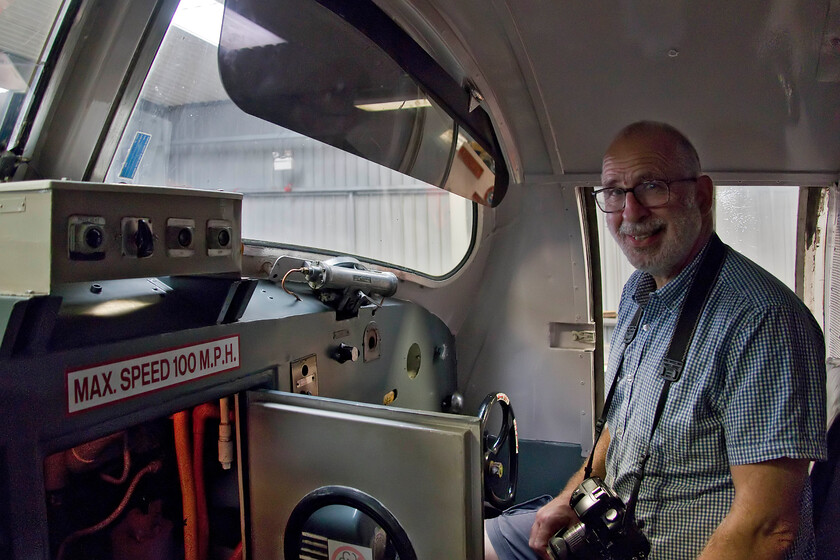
614;199;703;280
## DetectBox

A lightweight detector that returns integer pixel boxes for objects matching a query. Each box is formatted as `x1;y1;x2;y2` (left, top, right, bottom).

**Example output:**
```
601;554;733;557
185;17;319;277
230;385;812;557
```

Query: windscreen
105;0;475;277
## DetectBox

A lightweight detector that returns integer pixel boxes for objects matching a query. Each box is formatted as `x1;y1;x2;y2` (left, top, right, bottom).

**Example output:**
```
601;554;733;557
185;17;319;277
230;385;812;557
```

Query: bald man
485;121;826;560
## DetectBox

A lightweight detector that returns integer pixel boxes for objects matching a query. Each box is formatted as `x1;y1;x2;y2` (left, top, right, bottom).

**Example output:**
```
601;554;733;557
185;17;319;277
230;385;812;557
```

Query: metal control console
0;180;242;295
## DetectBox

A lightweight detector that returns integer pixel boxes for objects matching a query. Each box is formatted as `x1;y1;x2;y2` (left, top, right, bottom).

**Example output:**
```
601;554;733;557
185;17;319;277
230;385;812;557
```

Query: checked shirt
604;235;827;559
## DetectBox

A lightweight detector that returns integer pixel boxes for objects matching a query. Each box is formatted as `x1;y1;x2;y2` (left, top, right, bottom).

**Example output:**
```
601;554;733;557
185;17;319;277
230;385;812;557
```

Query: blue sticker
118;132;152;180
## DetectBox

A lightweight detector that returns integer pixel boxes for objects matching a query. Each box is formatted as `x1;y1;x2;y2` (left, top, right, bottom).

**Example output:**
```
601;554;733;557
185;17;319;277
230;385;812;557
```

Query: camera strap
584;233;727;485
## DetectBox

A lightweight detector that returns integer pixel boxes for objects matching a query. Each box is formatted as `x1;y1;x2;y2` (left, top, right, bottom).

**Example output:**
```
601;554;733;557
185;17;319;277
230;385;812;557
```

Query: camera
547;477;650;560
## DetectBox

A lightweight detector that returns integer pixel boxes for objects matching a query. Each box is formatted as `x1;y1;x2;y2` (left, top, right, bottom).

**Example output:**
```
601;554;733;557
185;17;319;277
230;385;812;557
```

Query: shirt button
642;324;650;331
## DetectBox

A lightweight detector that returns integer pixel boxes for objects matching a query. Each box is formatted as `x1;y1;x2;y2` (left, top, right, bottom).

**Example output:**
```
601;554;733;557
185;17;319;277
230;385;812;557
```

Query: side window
714;186;798;289
104;0;474;277
0;0;68;150
598;185;800;341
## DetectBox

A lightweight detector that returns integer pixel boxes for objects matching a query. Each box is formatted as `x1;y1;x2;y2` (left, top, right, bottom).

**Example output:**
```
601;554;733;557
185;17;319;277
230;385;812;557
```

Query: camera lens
547;522;587;560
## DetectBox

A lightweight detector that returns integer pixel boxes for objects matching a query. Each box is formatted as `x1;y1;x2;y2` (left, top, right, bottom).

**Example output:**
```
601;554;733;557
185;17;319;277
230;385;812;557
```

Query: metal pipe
192;403;220;560
174;411;199;560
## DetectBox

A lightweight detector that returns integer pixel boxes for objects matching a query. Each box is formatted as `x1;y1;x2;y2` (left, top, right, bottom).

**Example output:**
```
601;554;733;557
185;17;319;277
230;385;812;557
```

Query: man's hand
529;426;610;558
528;493;578;559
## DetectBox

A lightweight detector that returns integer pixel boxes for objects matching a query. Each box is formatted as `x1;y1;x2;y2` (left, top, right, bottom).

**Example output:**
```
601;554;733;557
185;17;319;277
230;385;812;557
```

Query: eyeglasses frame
591;177;698;213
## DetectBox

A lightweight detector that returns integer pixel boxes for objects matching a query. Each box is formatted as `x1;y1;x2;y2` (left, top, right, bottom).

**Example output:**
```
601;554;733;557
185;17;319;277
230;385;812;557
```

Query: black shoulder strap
659;233;728;383
583;233;727;480
624;233;727;521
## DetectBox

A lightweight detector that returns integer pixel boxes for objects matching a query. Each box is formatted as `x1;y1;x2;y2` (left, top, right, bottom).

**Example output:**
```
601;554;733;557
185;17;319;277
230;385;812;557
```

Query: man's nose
623;191;649;220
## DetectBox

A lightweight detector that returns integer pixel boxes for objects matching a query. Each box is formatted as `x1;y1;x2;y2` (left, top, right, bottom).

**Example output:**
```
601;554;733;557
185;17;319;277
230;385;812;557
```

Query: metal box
0;180;242;295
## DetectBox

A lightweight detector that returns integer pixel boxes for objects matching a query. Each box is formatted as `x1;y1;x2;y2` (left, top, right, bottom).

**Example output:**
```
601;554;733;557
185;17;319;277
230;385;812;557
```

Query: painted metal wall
455;183;596;454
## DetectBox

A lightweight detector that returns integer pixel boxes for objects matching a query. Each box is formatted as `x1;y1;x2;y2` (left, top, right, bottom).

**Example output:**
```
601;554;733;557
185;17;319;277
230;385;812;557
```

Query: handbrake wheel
478;392;519;510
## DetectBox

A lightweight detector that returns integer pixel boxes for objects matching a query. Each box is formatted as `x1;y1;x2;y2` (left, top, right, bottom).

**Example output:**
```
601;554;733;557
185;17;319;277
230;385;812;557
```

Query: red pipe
174;411;199;560
192;403;220;560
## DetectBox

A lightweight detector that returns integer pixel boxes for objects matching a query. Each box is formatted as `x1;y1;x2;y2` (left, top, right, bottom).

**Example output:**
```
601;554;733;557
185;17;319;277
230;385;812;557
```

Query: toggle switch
121;217;154;258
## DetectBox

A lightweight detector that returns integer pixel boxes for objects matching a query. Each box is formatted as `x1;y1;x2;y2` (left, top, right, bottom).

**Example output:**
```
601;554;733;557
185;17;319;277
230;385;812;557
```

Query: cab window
104;0;474;277
0;0;69;150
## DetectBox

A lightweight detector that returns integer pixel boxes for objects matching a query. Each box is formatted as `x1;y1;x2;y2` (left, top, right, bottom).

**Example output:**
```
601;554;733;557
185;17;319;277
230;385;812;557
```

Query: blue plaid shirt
604;236;827;559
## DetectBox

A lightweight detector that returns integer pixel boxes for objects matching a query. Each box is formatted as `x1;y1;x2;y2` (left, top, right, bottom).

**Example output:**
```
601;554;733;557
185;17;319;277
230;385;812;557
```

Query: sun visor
217;0;508;207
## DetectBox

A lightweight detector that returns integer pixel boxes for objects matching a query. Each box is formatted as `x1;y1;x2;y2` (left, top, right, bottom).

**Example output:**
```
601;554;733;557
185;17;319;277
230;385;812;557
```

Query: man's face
601;135;706;286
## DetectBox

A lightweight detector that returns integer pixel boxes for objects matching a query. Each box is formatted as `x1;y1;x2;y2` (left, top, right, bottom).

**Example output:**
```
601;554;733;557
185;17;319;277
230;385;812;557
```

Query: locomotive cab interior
0;0;839;559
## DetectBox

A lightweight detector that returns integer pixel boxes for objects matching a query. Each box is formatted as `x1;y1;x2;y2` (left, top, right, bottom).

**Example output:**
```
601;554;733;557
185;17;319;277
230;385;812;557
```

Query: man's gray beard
616;199;702;280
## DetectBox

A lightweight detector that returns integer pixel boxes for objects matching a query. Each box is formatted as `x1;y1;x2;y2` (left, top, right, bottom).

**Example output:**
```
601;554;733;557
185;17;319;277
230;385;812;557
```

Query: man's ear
695;175;714;215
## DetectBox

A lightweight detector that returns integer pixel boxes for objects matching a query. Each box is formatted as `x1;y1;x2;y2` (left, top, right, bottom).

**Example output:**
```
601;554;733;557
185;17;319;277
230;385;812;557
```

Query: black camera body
547;477;650;560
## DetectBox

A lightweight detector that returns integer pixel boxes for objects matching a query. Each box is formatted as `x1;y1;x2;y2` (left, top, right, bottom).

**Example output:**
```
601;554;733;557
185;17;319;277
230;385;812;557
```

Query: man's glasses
592;178;697;213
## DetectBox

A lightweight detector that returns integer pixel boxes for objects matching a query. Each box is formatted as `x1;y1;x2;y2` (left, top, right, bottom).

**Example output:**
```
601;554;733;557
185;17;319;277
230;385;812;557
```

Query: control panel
0;180;242;295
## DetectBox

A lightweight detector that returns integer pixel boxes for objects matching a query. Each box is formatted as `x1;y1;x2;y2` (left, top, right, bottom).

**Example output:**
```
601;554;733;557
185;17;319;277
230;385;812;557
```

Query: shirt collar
631;235;716;312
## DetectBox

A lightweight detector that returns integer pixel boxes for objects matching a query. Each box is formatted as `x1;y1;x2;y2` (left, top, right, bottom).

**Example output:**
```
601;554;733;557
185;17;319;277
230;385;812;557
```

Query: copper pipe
174;411;199;560
192;403;220;560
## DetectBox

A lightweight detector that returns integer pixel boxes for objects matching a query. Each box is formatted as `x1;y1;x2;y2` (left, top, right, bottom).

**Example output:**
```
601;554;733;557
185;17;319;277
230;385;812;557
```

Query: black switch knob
134;219;154;258
178;227;193;248
333;343;359;364
84;225;104;249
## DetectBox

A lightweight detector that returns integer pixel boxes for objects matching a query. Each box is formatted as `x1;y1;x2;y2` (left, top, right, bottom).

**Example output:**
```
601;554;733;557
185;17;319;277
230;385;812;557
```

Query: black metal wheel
478;392;519;510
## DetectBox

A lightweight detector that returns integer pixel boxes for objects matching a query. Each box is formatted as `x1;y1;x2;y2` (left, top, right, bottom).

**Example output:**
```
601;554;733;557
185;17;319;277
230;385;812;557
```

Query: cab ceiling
382;0;840;183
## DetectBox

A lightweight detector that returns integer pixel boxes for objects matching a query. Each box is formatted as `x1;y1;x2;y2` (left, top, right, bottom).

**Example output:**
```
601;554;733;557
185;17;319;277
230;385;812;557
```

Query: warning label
66;336;240;414
328;540;372;560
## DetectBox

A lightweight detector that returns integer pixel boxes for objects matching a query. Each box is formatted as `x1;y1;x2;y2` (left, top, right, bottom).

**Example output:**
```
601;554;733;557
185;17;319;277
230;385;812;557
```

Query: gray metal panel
241;190;471;276
456;183;595;452
246;391;483;559
0;285;458;559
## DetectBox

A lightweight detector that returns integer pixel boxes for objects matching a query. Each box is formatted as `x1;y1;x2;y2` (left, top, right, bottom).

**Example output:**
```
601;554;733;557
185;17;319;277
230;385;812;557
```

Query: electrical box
0;180;242;295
